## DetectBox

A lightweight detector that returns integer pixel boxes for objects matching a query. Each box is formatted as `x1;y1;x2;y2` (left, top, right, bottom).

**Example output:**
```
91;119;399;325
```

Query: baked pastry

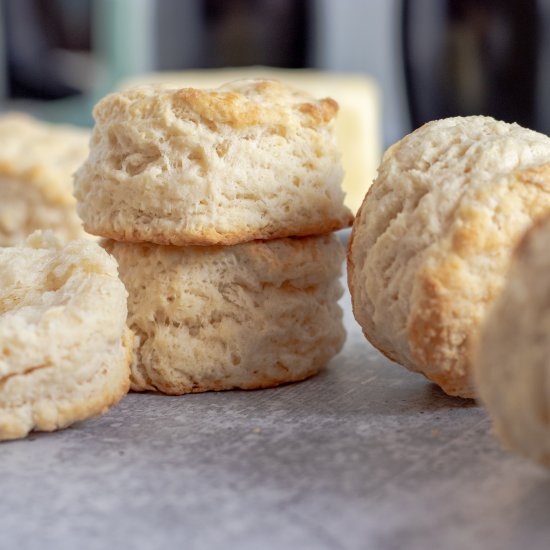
348;116;550;398
0;113;89;246
104;234;346;394
119;67;382;215
0;232;132;441
474;213;550;465
75;79;353;245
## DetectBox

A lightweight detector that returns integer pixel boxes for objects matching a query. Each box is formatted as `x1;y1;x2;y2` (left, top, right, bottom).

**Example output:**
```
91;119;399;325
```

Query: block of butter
119;67;381;215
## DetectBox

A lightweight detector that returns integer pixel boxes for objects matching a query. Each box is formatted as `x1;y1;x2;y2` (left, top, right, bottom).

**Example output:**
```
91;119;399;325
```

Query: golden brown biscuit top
93;79;339;130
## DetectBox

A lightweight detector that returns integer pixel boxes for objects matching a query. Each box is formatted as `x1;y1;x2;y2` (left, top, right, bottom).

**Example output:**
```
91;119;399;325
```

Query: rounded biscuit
474;213;550;466
0;232;131;441
348;116;550;398
75;79;353;245
0;113;90;246
104;235;346;394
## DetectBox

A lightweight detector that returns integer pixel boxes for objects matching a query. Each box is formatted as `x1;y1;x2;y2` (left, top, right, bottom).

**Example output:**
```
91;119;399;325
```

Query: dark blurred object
156;0;313;71
1;0;313;102
2;0;94;100
202;0;310;68
402;0;541;131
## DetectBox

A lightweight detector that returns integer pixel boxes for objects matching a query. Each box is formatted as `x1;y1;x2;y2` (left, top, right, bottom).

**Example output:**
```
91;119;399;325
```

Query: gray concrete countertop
2;288;550;550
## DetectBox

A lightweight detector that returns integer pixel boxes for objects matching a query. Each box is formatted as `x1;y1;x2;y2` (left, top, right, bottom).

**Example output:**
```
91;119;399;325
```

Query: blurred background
0;0;549;148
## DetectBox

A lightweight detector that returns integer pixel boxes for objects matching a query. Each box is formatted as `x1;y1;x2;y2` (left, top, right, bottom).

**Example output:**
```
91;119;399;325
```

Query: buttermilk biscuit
75;79;353;245
348;116;550;398
474;213;550;466
104;235;346;394
0;113;90;246
0;232;131;441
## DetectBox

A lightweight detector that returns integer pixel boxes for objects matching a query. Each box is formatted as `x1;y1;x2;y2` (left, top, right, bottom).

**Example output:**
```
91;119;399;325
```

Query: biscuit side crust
105;235;346;394
0;175;86;246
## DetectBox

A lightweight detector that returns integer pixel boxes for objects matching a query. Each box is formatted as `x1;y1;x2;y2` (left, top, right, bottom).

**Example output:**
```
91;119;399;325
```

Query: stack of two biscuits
75;79;354;394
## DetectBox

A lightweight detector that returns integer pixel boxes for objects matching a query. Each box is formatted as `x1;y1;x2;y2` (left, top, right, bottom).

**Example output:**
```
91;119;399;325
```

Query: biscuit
474;213;550;466
0;113;90;246
119;67;382;214
104;235;346;394
0;232;131;441
75;79;353;245
348;116;550;398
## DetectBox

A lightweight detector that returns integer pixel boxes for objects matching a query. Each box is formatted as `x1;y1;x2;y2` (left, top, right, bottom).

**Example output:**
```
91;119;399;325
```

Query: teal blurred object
93;0;155;96
0;0;156;127
0;0;313;127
